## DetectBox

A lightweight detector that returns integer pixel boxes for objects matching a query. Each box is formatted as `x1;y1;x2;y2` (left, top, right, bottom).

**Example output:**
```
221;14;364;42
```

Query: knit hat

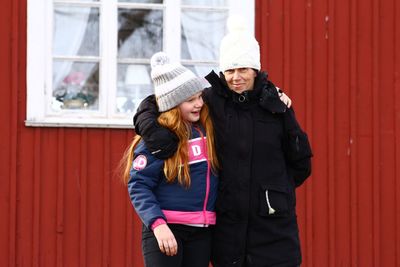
219;15;261;72
150;52;210;112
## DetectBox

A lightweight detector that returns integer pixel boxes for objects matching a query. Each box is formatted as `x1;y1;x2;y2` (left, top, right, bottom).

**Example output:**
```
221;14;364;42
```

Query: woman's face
223;68;257;93
178;91;204;123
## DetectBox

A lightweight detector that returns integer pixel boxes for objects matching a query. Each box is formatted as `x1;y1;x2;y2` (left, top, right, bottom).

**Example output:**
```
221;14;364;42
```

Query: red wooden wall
1;0;399;266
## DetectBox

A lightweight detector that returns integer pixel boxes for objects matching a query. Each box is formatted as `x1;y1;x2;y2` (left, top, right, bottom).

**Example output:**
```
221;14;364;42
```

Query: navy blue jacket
128;125;218;229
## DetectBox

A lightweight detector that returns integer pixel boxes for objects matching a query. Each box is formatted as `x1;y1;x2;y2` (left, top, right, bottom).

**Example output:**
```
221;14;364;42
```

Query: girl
120;52;219;267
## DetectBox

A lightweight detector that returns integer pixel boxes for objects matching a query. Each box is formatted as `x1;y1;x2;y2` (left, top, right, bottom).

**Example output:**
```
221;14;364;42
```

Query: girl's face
178;91;204;123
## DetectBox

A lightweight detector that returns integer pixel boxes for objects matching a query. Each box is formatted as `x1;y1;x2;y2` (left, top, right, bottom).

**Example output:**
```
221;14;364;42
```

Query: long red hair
120;103;218;186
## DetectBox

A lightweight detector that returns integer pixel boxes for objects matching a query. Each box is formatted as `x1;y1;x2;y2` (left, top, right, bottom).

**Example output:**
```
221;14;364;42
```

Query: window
26;0;255;128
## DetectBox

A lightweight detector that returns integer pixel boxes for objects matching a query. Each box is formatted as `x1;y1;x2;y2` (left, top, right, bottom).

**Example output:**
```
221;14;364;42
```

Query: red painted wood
349;0;360;265
378;1;396;265
56;129;65;267
395;2;400;267
0;0;13;265
40;129;59;267
333;0;352;265
0;0;399;266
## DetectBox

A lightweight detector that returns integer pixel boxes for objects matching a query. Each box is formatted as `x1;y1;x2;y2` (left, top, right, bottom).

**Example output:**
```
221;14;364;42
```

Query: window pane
116;64;153;114
181;11;227;61
56;0;99;2
118;0;163;3
183;64;219;78
118;9;163;59
53;6;100;56
181;0;226;6
52;61;99;111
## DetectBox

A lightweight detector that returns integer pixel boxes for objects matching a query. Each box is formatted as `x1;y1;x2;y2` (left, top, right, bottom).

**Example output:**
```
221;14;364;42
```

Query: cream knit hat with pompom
150;52;210;112
219;15;261;72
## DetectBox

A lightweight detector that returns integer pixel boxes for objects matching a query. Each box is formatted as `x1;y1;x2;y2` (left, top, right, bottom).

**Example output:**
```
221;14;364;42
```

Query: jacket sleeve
127;150;166;229
283;108;313;187
133;95;178;159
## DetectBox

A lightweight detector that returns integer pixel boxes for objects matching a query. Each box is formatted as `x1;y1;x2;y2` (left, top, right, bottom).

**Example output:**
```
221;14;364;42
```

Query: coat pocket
259;184;290;217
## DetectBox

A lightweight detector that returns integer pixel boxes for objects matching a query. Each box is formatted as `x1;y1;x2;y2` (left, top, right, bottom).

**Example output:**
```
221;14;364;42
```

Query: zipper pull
265;190;276;215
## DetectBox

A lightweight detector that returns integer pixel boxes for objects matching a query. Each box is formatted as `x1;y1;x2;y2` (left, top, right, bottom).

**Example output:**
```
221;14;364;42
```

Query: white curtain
53;7;91;89
180;0;228;76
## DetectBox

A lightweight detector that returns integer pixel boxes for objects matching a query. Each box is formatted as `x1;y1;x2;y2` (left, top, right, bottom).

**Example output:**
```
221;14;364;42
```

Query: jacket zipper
195;126;210;225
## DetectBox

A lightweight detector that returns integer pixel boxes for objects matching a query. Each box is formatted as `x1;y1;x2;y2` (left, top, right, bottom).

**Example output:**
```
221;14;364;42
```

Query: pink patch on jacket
188;137;207;164
133;155;147;170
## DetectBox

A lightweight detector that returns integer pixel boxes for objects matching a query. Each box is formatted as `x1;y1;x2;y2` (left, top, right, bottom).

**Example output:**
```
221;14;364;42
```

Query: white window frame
26;0;255;128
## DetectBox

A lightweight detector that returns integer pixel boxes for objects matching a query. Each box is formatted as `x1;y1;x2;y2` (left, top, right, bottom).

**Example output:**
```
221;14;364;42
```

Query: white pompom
227;14;247;33
151;52;170;69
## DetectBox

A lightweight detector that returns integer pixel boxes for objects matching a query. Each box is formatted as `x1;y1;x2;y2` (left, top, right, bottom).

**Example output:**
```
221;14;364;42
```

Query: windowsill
25;117;134;129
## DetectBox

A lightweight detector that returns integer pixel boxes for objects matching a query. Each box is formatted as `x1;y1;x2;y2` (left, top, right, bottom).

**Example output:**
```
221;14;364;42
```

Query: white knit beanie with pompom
150;52;210;112
219;15;261;72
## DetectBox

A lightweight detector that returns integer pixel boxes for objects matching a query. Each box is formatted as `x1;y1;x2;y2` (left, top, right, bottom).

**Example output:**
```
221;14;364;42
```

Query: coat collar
205;70;287;113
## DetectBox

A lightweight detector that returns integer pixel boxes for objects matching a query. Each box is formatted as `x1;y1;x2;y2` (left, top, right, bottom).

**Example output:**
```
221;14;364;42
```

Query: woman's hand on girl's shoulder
153;224;178;256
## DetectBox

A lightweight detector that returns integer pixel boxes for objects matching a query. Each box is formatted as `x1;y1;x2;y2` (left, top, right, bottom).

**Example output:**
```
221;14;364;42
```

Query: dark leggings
141;224;212;267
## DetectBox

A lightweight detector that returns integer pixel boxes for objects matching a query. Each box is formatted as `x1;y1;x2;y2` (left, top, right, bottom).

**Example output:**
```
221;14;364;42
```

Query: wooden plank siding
0;0;399;266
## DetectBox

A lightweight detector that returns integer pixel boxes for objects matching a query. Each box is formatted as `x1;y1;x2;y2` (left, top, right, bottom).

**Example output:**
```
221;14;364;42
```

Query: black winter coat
203;71;312;267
